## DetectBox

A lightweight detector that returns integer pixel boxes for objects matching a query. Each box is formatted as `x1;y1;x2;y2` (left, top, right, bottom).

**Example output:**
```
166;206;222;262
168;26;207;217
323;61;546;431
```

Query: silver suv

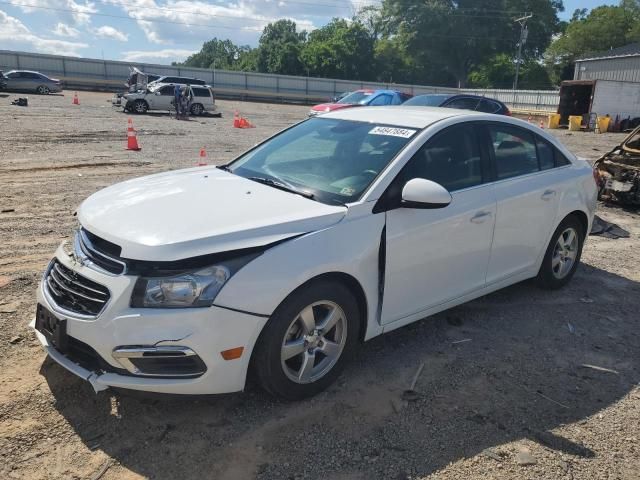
119;83;216;115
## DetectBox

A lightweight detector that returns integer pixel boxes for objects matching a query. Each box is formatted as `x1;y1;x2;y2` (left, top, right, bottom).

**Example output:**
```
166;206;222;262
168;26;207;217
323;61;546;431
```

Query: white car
33;107;597;400
119;83;216;115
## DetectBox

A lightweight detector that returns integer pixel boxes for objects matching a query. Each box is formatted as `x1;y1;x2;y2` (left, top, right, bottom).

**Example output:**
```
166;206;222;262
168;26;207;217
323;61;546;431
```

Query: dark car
0;71;6;91
403;93;511;115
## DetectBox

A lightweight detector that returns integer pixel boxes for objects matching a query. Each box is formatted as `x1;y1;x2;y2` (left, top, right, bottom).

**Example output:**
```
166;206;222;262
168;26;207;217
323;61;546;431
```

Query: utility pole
513;13;532;90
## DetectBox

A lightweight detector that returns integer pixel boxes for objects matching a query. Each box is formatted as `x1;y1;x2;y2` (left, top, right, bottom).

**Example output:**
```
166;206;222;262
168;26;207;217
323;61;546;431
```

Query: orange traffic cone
72;92;80;105
238;116;255;128
539;119;544;129
126;118;141;151
233;111;240;128
197;147;207;166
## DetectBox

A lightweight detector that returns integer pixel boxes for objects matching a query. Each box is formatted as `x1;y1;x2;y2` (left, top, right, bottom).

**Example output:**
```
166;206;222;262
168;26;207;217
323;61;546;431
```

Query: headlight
131;265;230;308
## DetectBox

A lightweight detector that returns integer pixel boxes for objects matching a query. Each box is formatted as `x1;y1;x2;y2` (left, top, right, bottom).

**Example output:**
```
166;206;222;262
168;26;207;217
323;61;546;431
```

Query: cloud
104;0;318;46
53;22;80;37
0;9;88;55
18;0;97;25
121;48;196;63
94;25;128;41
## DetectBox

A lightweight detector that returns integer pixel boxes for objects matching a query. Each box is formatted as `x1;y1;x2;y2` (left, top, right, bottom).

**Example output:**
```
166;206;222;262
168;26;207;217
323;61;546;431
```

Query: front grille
77;229;127;275
45;260;110;317
65;336;128;375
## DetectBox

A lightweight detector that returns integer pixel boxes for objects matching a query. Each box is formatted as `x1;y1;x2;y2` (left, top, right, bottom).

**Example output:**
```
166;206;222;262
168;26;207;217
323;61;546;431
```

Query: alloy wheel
280;300;347;384
37;85;50;94
552;227;578;279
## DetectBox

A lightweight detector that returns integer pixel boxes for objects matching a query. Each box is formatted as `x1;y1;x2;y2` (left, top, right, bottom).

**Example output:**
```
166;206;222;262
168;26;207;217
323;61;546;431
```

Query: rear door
483;123;562;284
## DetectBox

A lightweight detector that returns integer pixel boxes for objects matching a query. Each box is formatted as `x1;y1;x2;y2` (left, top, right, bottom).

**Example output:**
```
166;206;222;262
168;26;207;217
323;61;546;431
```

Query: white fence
0;50;559;112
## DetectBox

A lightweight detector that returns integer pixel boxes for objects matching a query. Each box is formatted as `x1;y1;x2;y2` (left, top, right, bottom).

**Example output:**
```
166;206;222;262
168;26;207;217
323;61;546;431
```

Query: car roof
321;106;473;129
151;82;212;88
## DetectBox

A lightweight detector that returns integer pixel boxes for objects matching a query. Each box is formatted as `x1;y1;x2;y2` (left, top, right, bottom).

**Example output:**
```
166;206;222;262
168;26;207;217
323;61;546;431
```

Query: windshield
338;91;374;104
403;94;451;107
229;118;417;204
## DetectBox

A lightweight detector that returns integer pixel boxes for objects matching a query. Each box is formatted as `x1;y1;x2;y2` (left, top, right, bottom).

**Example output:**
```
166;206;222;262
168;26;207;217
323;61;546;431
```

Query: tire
536;215;585;290
190;103;204;116
132;100;148;114
252;280;360;400
36;85;50;95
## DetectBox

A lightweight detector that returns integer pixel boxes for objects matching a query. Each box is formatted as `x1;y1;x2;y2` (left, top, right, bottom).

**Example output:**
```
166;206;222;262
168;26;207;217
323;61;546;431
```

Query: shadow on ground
43;263;640;479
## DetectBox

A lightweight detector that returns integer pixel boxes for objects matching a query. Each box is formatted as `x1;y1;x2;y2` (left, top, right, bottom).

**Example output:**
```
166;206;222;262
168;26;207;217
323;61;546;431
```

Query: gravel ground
0;91;638;480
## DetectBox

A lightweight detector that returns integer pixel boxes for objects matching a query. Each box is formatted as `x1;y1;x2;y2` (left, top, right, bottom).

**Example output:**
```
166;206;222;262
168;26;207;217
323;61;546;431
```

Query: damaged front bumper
32;245;269;395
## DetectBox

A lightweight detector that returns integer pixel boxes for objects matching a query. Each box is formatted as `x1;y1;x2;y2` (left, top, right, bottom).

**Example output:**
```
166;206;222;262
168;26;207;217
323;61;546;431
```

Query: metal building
574;43;640;82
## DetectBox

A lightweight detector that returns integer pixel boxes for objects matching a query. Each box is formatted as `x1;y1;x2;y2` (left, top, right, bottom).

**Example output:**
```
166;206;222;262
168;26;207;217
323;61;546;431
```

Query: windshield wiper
248;176;315;199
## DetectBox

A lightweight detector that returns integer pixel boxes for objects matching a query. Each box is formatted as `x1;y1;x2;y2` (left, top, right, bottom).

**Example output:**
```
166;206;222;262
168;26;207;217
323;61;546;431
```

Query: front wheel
252;280;360;400
536;215;585;289
132;100;148;114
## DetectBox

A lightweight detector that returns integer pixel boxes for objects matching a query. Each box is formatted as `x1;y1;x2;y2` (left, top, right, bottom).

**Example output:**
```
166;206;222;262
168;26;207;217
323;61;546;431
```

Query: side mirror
401;178;452;209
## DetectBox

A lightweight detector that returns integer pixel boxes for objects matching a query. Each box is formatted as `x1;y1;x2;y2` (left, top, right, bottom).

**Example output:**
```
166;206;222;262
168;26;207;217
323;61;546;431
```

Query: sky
0;1;619;65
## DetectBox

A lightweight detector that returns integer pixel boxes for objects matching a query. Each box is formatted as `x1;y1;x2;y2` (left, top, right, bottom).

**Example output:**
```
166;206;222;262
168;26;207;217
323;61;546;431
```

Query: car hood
78;167;347;261
311;103;357;112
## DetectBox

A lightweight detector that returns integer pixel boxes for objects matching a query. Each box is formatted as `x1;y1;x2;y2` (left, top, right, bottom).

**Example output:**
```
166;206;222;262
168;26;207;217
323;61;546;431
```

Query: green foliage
181;38;254;71
256;19;306;75
300;19;375;79
545;2;640;84
176;1;592;89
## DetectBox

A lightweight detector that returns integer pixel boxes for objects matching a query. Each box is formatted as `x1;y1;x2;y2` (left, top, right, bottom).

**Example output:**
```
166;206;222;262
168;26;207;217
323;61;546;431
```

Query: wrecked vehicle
32;108;597;400
594;125;640;206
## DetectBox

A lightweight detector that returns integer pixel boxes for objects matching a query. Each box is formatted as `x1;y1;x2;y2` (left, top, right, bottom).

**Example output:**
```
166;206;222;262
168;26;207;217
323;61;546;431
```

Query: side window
554;148;572;166
192;88;210;97
401;124;484;192
536;137;555;170
445;97;481;110
476;99;501;114
369;94;392;106
489;125;539;179
159;86;174;95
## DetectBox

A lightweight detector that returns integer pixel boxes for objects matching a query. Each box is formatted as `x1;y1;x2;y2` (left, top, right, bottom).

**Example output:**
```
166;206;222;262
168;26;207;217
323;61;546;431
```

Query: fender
213;202;385;341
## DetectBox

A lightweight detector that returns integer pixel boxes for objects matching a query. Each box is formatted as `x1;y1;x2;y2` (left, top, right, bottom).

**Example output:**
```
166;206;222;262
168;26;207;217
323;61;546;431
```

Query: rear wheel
536;215;585;289
253;280;360;400
190;103;204;115
133;100;148;114
36;85;50;95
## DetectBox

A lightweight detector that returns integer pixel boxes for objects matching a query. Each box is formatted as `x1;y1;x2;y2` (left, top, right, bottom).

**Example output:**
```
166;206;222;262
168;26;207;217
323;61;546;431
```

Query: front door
381;123;496;324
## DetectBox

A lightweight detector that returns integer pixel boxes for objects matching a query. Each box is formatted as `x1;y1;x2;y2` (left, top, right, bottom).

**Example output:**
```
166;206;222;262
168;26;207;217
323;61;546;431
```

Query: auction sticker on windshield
369;126;417;138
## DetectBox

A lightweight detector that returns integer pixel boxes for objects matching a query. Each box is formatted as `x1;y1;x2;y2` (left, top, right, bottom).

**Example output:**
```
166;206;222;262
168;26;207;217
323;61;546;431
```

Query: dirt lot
0;91;638;480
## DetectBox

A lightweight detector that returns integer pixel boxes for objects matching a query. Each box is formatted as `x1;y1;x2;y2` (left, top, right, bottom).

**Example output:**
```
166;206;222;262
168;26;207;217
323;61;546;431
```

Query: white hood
78;167;346;261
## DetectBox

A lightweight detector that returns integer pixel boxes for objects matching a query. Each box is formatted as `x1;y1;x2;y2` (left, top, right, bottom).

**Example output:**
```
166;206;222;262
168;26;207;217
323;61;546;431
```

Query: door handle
470;211;492;224
541;189;556;201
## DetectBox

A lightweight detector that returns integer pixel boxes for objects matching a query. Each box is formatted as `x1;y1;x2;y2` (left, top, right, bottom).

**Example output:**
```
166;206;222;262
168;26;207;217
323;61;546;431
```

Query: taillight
505;108;512;116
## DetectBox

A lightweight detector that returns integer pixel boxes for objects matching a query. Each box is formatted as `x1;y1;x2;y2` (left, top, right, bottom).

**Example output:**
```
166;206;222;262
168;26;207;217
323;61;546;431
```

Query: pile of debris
594;125;640;206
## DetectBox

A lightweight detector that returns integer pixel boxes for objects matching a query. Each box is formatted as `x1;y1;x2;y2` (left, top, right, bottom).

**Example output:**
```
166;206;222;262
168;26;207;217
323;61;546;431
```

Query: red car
309;89;412;116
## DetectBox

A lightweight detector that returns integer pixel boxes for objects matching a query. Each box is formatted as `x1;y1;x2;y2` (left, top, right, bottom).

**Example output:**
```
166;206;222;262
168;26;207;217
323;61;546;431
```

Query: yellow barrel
547;113;561;129
597;116;611;133
568;115;582;131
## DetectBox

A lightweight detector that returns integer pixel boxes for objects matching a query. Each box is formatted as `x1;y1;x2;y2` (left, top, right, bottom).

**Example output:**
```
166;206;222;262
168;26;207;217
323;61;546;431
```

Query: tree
544;3;640;84
380;0;563;86
180;38;255;71
256;19;306;75
300;18;375;80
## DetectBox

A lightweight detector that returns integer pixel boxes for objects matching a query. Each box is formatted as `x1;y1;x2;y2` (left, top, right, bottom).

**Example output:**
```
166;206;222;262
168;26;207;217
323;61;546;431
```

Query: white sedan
33;107;597;399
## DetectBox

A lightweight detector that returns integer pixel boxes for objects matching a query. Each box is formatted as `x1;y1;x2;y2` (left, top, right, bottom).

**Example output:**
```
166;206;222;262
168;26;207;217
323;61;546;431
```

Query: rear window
192;87;210;97
403;94;450;107
476;99;502;114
